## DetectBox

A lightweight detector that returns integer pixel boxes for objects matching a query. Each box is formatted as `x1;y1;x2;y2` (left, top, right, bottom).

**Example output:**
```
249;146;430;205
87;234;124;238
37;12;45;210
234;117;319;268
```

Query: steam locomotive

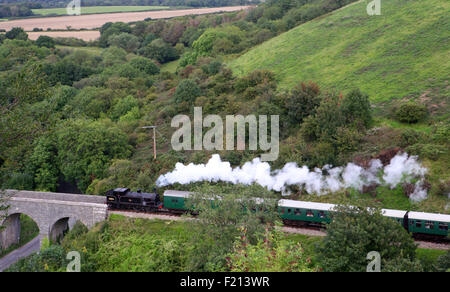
105;188;450;239
106;188;163;211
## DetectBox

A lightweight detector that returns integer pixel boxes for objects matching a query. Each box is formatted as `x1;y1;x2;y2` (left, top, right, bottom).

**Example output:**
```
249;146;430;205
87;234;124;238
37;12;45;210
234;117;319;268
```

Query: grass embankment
0;214;39;258
32;6;172;16
230;0;449;104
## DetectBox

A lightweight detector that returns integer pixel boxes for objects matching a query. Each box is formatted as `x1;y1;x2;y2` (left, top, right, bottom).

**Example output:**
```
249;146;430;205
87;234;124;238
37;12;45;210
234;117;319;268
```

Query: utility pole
141;126;157;160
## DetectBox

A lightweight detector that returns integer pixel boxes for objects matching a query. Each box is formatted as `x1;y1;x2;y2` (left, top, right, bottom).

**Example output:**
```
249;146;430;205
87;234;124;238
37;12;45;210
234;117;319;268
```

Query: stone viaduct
0;190;108;250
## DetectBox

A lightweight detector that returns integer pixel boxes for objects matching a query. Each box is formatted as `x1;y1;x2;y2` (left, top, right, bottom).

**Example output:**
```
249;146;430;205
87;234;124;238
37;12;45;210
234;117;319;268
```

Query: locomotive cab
106;188;162;211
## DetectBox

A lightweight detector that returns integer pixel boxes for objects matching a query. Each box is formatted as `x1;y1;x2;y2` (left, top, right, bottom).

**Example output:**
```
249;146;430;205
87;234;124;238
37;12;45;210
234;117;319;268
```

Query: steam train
106;188;450;239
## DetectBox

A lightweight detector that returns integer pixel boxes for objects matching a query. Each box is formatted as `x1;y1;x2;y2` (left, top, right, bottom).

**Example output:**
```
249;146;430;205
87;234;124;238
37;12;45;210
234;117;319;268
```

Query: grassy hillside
32;6;171;16
230;0;450;103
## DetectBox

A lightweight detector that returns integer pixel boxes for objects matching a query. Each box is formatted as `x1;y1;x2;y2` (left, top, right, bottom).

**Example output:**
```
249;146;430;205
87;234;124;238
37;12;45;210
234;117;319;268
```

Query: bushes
129;57;160;75
36;36;55;49
138;39;178;64
394;103;428;123
173;79;202;104
286;81;321;126
316;204;420;272
107;33;140;53
1;172;34;190
228;227;314;272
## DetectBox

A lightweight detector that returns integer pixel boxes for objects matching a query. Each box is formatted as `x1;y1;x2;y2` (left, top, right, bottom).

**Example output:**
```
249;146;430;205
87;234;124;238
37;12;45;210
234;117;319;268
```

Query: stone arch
0;212;40;251
49;217;70;243
48;216;89;244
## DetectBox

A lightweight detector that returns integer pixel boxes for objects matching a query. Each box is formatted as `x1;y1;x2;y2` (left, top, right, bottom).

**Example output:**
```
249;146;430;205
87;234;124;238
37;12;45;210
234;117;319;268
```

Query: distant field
0;6;249;31
28;30;100;41
32;6;171;16
56;45;103;55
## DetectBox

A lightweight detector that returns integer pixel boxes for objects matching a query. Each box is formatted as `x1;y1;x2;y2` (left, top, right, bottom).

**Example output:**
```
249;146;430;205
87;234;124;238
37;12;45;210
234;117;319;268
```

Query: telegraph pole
141;126;157;160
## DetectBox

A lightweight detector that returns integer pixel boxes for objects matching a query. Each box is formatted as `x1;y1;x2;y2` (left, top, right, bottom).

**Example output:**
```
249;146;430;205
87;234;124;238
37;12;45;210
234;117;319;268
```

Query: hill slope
230;0;449;103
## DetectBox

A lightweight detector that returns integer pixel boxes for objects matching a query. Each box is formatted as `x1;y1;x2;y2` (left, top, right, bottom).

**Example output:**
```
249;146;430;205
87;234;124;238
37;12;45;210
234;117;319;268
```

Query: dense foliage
316;204;423;272
0;3;37;18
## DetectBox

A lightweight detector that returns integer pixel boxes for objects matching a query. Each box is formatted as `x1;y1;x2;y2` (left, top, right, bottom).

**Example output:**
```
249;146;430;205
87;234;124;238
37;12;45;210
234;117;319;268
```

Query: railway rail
109;208;450;250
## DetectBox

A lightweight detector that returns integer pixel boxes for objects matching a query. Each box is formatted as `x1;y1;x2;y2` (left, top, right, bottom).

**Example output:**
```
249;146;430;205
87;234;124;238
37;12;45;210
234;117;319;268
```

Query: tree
5;27;28;41
173;79;202;104
129;57;160;75
301;92;345;142
138;39;178;64
54;119;132;192
36;35;55;49
316;204;420;272
394;103;428;124
107;33;140;53
341;88;372;128
286;81;321;126
185;184;280;271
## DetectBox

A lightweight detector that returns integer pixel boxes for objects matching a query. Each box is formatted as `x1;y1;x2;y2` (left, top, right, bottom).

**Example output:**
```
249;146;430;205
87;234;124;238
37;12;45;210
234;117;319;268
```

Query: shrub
317;204;419;272
129;57;160;75
394;103;427;123
341;89;372;128
399;129;421;148
228;227;314;272
173;79;202;104
406;143;446;160
36;36;55;49
435;251;450;272
286;81;321;126
107;33;140;53
2;172;34;190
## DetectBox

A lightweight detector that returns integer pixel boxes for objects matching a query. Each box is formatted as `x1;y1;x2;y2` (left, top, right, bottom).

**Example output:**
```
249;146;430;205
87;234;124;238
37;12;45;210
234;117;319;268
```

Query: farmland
0;6;250;31
28;30;100;41
32;6;172;16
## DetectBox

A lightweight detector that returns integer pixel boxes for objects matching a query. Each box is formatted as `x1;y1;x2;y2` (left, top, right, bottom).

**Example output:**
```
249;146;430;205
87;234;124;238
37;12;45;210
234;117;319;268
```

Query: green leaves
317;204;420;272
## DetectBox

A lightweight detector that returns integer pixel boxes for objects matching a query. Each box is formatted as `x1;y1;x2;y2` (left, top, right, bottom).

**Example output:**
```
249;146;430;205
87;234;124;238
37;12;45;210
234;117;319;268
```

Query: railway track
109;209;449;250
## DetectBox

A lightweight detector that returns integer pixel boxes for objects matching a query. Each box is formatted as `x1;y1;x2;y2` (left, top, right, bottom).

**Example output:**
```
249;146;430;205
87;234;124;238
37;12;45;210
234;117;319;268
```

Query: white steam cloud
156;153;428;202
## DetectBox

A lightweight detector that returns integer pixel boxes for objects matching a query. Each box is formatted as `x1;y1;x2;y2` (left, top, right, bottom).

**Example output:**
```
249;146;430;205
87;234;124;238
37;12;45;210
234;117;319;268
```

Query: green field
230;0;450;103
32;6;171;16
56;45;103;55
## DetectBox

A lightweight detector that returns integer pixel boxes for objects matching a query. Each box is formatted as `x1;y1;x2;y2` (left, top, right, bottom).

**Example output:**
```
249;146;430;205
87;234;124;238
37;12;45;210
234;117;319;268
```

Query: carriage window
318;211;326;218
287;209;291;213
439;223;448;231
172;199;178;203
425;222;434;229
416;221;422;228
306;210;314;217
294;209;301;215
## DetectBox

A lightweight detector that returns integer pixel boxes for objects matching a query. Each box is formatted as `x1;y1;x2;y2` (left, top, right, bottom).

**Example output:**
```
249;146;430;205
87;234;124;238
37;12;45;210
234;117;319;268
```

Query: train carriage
407;211;450;237
163;190;191;212
382;209;408;229
279;199;334;226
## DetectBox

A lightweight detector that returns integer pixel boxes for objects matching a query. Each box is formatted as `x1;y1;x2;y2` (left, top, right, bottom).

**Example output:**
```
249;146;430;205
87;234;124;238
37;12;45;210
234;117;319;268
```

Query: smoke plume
156;153;428;202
